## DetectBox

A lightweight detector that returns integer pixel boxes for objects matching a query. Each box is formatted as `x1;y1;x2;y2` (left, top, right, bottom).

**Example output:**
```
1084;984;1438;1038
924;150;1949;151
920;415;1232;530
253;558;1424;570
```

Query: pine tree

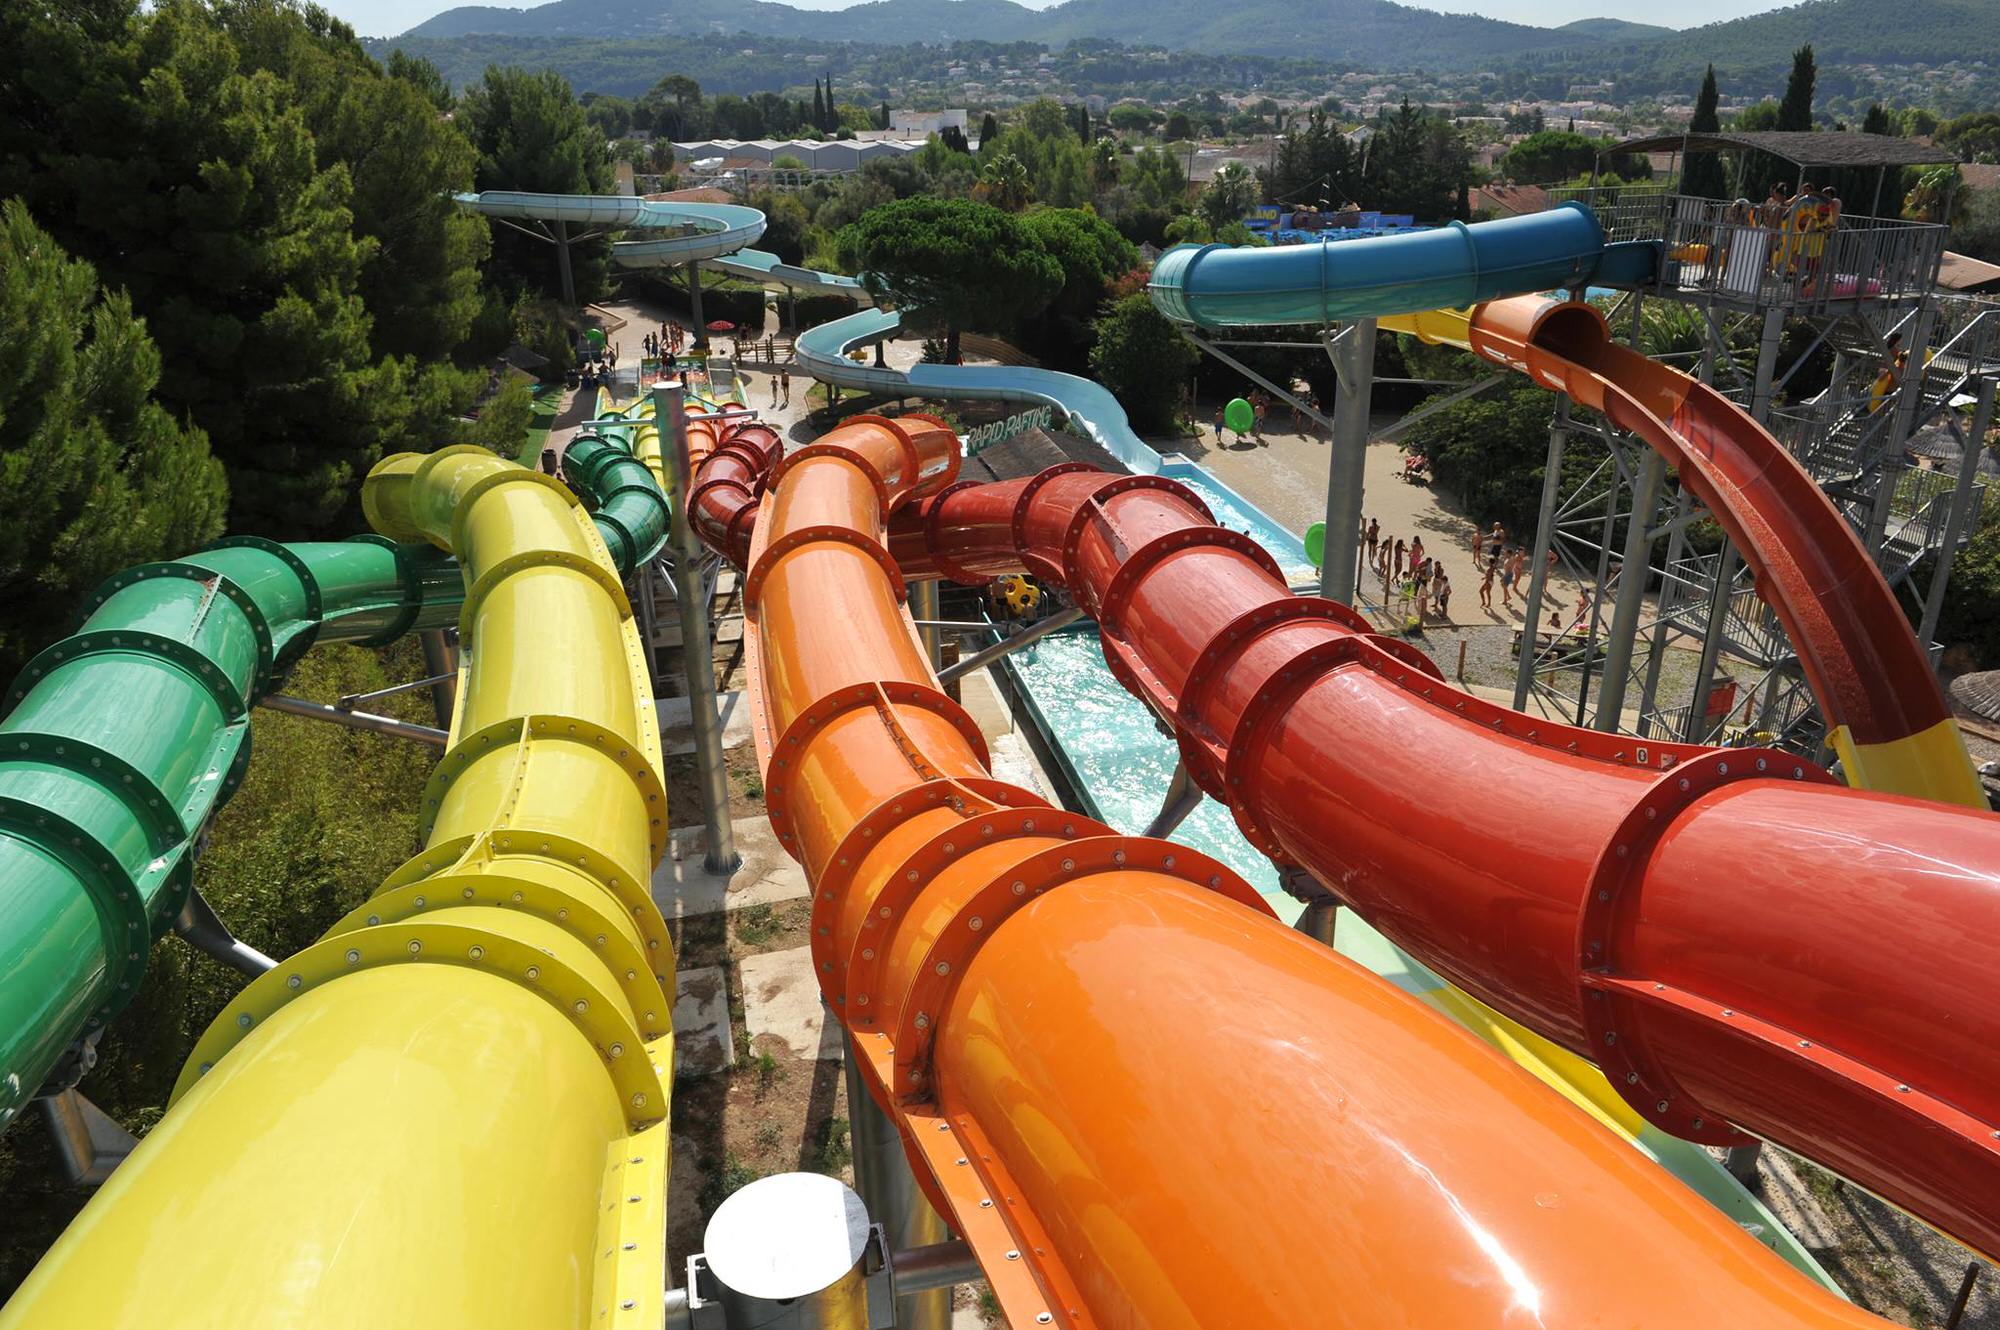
0;199;228;676
1862;103;1893;135
1682;66;1727;201
1778;44;1816;131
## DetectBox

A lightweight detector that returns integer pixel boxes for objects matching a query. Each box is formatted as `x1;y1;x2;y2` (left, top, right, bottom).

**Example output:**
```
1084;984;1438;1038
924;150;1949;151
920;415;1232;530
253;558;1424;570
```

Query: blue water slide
795;308;1162;474
1147;202;1660;327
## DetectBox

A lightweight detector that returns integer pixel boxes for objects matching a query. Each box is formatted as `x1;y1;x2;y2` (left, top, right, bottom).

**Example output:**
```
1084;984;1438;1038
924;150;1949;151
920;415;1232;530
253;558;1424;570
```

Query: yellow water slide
0;446;675;1330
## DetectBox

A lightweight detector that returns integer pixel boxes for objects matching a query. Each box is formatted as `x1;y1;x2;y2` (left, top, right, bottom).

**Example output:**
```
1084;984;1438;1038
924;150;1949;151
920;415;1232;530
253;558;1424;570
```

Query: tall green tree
1197;162;1257;231
979;112;999;147
459;65;613;301
0;199;228;677
1090;292;1196;435
219;0;490;363
385;49;451;112
0;0;430;534
1015;208;1138;371
1777;44;1816;131
1861;103;1894;136
1683;66;1727;201
839;197;1061;362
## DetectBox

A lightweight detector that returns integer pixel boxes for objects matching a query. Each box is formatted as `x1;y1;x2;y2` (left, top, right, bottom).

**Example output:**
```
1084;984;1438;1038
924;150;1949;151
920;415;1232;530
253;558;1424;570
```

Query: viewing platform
1549;184;1947;316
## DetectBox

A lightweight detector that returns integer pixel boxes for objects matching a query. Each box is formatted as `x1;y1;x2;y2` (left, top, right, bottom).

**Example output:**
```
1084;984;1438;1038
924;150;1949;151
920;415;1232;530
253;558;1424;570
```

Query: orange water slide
1431;296;1982;804
695;408;1925;1326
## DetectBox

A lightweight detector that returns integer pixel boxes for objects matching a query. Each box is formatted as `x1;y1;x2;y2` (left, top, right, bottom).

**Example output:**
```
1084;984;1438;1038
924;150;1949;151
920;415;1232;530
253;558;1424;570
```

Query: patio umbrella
705;319;736;333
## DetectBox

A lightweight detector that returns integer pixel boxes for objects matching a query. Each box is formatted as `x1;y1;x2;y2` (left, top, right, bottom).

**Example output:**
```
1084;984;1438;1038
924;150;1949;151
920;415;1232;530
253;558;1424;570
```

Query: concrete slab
957;667;1013;741
652;616;744;650
739;945;843;1061
672;965;734;1075
657;689;753;757
655;815;810;921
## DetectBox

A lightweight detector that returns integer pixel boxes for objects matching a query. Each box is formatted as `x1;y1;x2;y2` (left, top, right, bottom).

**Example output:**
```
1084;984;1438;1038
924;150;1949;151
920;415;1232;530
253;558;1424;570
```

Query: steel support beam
936;607;1086;684
845;1035;951;1330
911;581;942;670
1141;761;1202;840
1319;319;1376;603
1919;377;1998;646
259;694;447;745
1593;451;1666;731
418;629;458;728
656;380;740;873
1512;403;1569;710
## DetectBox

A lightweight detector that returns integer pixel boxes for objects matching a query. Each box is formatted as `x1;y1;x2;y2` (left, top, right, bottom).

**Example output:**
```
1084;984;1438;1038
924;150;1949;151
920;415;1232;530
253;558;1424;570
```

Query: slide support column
1919;376;1997;647
552;219;577;309
1319;318;1375;604
844;1035;951;1330
1512;400;1569;709
687;264;708;350
419;629;458;728
654;380;739;873
1593;449;1666;730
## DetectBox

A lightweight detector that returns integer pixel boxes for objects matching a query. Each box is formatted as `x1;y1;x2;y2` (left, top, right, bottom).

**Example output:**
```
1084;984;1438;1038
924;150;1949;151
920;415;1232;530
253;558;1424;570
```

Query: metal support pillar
1680;548;1741;744
845;1035;951;1330
35;1089;137;1187
1141;761;1201;840
687;263;708;350
552;219;577;309
635;564;662;687
419;628;458;728
937;606;1085;684
1512;402;1569;710
656;380;740;874
1681;308;1784;743
1319;318;1376;604
1592;451;1666;731
1868;301;1938;554
1919;377;1998;647
911;580;942;669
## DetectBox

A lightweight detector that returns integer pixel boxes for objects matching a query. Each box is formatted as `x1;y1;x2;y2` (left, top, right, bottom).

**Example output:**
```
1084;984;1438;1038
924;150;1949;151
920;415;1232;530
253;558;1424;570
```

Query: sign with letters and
964;406;1054;455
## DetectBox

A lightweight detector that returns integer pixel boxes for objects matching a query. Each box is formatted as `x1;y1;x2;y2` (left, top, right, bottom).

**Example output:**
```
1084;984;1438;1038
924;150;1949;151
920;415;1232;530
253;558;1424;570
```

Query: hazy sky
335;0;1790;41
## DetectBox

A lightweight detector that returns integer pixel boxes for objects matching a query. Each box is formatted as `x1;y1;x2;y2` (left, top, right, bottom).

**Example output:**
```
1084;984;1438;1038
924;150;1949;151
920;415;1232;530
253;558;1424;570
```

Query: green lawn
516;386;562;467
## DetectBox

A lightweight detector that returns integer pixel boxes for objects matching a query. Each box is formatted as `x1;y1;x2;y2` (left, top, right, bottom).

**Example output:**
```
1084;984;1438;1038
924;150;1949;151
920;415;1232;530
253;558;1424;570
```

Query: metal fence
1548;187;1947;314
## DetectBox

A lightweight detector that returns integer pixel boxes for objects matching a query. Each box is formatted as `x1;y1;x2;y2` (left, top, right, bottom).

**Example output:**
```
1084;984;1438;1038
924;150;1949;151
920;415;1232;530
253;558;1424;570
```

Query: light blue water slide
454;190;870;298
1146;201;1660;326
794;307;1162;473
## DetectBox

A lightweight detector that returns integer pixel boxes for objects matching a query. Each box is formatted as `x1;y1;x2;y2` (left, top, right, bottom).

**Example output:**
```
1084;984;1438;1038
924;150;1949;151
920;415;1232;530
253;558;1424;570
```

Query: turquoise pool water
1006;627;1297;922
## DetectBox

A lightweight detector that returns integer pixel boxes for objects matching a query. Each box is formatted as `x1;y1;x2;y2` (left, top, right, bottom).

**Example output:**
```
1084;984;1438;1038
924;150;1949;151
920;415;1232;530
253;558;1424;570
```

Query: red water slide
691;403;2000;1285
1457;296;1980;804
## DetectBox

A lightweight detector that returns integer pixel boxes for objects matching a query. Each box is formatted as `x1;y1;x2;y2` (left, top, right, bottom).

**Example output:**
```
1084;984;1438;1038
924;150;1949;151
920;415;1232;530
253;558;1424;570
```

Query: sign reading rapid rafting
964;406;1054;455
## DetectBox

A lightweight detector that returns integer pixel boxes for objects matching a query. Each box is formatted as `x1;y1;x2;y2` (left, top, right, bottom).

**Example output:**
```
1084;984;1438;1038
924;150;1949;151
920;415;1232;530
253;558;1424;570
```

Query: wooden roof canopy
1605;131;1958;168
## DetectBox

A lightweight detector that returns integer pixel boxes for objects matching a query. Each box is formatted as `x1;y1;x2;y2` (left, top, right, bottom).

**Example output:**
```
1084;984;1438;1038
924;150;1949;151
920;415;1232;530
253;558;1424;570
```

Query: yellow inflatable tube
0;446;674;1330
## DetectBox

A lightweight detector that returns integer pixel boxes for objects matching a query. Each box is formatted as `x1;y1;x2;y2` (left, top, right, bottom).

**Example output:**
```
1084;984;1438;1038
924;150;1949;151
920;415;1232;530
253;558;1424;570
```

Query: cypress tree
1778;44;1816;131
980;112;1000;148
812;81;824;132
1682;65;1727;201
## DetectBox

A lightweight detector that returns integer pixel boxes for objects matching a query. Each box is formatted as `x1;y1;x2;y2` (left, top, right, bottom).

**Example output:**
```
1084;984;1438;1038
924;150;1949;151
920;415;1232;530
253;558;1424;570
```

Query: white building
890;109;968;136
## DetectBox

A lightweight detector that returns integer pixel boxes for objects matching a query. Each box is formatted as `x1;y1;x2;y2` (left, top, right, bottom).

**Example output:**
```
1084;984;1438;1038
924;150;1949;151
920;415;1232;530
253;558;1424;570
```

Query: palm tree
976;153;1033;212
1903;165;1969;227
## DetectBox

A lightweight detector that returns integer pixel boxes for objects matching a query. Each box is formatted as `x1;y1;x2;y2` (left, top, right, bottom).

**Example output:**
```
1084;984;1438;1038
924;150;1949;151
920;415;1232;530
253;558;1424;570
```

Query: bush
1403;380;1561;536
620;271;767;331
1090;293;1196;434
1916;487;2000;666
790;293;861;331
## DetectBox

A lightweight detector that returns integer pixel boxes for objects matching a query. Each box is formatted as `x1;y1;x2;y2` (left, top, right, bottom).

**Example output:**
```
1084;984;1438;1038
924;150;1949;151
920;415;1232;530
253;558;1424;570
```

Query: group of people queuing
576;338;619;390
1360;516;1586;629
1712;181;1846;282
1361;518;1453;621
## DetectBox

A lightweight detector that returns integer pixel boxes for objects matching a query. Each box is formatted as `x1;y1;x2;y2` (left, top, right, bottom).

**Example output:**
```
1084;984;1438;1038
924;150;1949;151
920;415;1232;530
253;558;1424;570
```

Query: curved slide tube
881;459;2000;1262
0;536;461;1133
1385;297;1982;805
1;446;677;1329
698;411;1897;1326
797;306;1164;473
455;189;866;299
1148;205;1979;806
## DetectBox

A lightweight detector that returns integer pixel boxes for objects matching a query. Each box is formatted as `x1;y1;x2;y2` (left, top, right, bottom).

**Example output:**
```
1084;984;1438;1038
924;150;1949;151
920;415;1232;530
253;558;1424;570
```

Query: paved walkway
1168;414;1582;634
